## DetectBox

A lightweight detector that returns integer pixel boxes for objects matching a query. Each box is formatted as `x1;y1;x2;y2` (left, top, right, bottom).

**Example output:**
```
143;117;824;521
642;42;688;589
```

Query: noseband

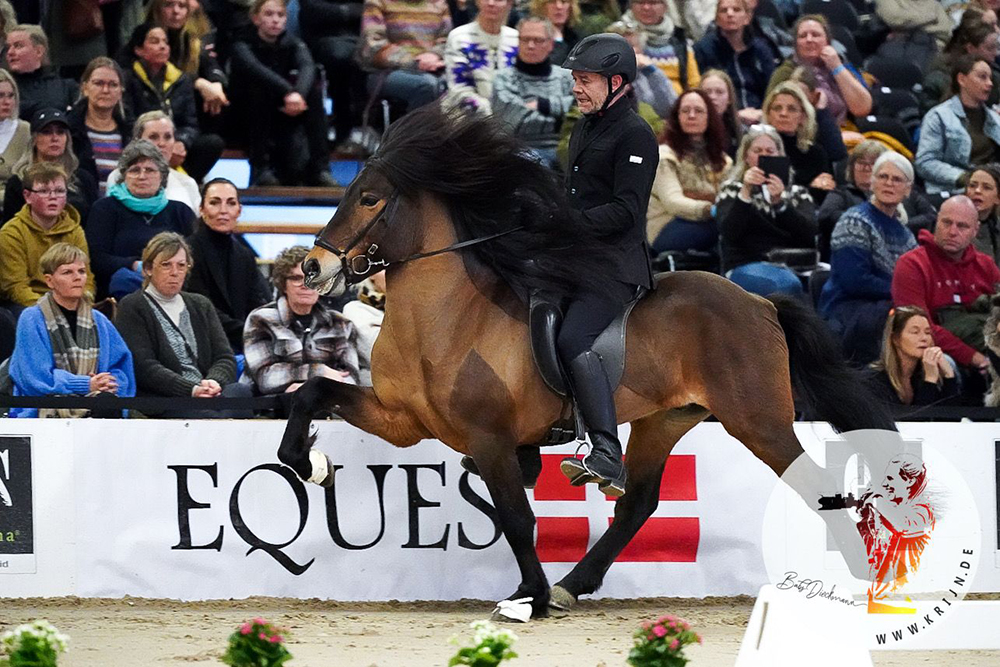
312;190;523;284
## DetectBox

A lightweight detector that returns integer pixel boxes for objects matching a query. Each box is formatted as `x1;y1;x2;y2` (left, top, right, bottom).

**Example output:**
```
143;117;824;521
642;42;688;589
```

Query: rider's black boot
559;350;627;496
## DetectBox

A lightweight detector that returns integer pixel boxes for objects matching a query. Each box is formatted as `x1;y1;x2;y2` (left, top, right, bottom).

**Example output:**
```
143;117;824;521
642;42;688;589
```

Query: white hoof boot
306;449;332;486
492;597;533;623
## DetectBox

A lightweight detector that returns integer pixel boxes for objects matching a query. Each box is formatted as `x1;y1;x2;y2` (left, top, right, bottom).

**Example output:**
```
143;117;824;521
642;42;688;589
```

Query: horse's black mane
368;105;619;299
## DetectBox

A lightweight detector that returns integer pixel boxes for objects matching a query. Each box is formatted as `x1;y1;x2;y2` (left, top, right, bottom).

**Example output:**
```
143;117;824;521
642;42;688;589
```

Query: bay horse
277;105;894;620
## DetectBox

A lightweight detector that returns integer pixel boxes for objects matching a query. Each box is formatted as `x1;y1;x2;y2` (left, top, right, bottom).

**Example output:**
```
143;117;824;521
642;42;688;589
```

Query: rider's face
572;71;609;114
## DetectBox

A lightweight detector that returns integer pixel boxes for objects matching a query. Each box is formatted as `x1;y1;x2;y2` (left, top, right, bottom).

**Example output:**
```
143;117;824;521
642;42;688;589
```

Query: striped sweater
360;0;452;69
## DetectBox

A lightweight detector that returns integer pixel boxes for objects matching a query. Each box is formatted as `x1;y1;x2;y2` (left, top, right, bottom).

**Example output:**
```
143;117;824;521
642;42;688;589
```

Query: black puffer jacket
13;67;78;120
123;61;201;149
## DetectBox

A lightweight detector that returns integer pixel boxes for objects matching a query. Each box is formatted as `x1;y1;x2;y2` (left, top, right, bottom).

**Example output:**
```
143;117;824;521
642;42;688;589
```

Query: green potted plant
449;620;518;666
221;617;291;667
0;620;69;667
627;614;701;667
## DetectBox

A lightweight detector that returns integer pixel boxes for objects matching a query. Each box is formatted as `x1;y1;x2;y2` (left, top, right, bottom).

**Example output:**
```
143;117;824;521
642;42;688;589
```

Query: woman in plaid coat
243;245;368;395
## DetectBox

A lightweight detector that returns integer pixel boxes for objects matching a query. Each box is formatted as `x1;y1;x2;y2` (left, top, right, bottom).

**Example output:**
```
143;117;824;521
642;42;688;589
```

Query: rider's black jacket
565;96;659;289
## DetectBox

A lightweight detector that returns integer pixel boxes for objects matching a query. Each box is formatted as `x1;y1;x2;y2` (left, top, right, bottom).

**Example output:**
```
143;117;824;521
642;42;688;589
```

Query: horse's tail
768;294;897;433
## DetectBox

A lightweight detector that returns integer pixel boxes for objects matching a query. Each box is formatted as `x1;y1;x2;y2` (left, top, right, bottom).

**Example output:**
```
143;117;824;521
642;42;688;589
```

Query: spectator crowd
1;0;1000;416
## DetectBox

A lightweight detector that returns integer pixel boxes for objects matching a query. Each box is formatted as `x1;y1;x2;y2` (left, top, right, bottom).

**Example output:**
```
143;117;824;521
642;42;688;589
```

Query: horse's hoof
549;585;577;612
307;449;334;487
491;597;534;623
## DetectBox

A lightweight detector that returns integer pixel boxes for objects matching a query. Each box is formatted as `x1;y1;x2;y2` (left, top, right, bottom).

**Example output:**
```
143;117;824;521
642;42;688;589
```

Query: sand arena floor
3;596;1000;665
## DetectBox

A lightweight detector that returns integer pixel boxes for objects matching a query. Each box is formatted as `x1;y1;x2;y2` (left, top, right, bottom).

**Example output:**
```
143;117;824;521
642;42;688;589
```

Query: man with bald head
892;195;1000;373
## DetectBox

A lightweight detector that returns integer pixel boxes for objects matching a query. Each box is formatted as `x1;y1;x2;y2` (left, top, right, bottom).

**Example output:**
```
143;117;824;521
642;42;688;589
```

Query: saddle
528;288;646;444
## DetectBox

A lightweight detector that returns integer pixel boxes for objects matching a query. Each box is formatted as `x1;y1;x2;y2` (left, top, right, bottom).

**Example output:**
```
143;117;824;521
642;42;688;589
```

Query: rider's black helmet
563;34;637;85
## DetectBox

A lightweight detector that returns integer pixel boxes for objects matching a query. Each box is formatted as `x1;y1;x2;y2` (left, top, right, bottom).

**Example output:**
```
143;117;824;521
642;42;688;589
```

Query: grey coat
116;290;237;397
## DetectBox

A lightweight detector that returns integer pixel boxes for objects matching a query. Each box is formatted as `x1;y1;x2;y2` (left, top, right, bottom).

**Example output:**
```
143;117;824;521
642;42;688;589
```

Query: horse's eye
360;194;379;207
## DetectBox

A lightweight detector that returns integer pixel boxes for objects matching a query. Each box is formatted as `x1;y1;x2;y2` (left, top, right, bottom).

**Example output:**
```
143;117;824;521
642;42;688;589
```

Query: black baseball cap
30;108;70;133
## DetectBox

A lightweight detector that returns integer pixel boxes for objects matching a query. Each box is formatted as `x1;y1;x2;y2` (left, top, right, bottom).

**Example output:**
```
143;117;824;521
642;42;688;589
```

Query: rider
558;34;659;497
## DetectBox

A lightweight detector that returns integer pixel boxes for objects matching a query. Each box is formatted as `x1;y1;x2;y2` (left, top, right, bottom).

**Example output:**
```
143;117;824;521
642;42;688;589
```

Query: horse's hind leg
278;377;425;484
470;438;550;619
551;406;708;610
711;388;872;579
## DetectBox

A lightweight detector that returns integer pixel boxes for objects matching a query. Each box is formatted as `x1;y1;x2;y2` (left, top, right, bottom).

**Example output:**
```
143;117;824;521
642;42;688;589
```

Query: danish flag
531;454;700;562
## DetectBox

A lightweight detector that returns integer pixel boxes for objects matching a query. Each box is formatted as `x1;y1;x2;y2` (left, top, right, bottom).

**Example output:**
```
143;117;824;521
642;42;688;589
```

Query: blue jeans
727;262;803;296
652;218;718;254
374;70;443;113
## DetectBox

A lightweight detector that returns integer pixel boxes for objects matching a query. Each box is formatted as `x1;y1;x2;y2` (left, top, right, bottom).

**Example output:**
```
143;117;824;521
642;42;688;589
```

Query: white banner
0;420;997;601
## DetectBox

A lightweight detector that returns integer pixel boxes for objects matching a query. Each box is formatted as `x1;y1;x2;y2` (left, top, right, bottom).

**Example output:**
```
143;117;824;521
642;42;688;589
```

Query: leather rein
312;191;523;284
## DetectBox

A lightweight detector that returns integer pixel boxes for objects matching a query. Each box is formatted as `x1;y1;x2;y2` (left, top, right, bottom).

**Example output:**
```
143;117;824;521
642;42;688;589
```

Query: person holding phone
716;123;816;297
762;81;836;195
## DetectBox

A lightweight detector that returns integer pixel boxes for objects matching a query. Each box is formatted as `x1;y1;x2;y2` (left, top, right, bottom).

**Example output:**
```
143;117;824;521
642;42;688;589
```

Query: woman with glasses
105;111;200;212
67;57;131;195
820;152;918;363
916;55;1000;195
85;139;195;299
817;140;936;261
3;107;99;224
0;69;30;203
762;81;836;194
244;245;367;398
867;306;959;406
716;123;816;297
647;90;731;254
116;232;252;418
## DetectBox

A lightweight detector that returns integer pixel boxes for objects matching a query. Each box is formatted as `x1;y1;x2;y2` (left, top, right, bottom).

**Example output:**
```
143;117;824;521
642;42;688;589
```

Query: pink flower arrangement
221;618;291;667
628;614;701;667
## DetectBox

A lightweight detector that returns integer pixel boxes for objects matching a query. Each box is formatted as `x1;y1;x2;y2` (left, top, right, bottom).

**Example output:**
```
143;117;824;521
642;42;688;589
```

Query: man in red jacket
892;196;1000;373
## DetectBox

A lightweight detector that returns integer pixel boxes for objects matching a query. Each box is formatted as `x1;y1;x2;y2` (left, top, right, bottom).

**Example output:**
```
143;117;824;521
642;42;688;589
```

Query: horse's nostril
303;258;320;278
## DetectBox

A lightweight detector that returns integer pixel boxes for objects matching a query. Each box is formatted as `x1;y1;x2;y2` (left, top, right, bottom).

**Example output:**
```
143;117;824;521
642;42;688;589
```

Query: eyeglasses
286;274;307;286
519;36;550;45
855;161;875;172
29;188;68;198
88;79;120;90
874;172;908;185
125;166;160;177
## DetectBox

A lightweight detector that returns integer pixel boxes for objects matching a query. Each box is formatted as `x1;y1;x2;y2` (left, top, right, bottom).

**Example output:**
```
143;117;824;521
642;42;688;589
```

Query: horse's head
303;166;399;295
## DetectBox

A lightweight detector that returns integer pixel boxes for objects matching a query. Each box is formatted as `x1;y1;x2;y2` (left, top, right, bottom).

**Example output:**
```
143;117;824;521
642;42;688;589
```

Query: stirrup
560;442;627;497
560;441;599;487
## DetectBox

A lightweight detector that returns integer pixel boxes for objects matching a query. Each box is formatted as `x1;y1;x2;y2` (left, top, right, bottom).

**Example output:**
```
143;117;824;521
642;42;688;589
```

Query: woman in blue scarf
85;139;195;299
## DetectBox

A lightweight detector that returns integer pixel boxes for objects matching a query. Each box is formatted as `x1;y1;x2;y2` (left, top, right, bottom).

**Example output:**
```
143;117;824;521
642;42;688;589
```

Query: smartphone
758;155;791;186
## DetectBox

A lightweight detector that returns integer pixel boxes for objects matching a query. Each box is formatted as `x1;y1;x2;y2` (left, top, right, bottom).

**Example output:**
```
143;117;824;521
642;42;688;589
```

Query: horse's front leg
278;377;426;485
470;438;550;620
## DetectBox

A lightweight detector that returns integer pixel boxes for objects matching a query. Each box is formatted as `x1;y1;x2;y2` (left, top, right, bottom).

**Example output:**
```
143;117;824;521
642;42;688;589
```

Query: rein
313;191;524;283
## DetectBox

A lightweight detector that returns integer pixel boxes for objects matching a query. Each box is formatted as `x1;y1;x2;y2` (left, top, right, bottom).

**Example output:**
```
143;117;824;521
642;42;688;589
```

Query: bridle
312;190;523;285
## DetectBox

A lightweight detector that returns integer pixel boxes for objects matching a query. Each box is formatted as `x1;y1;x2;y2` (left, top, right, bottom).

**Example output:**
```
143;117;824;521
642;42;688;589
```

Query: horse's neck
382;196;522;350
